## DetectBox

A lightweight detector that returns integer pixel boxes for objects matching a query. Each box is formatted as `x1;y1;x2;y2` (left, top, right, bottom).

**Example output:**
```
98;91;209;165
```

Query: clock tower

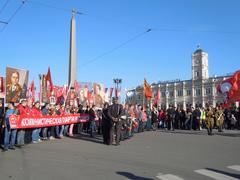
192;46;209;80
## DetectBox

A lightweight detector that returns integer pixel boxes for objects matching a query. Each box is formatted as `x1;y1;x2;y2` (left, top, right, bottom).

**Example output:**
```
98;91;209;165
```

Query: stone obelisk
68;9;77;88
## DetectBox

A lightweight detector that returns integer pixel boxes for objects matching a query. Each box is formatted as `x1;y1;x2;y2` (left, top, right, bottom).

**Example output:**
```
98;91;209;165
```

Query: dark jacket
151;110;158;123
89;108;96;121
108;104;123;123
102;108;112;126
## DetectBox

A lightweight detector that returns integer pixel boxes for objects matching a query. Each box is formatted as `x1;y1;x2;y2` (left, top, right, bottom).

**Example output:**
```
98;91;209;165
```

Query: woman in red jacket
16;99;29;147
31;101;42;143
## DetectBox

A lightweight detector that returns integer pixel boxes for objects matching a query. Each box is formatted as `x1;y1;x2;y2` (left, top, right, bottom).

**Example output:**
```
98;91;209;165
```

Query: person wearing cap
215;105;224;132
108;97;123;146
206;106;215;135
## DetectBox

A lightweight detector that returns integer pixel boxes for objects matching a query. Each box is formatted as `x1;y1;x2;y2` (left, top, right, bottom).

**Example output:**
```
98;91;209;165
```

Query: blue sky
0;0;240;91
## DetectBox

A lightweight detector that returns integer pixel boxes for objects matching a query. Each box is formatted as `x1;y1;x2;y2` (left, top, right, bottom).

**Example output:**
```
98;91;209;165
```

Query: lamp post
113;78;122;99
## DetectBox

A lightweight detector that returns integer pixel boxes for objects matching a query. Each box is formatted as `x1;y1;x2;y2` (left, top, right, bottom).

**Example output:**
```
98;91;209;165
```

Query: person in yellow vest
206;106;215;135
200;107;206;130
215;105;224;132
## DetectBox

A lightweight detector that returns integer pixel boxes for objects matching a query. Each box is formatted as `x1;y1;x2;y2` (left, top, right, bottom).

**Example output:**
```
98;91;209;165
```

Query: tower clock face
195;59;200;64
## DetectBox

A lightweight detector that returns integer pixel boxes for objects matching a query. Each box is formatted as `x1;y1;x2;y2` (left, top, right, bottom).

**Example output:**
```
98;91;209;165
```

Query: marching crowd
0;98;240;152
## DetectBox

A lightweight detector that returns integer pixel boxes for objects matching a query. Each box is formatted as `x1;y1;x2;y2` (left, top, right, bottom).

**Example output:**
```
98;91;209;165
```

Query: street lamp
113;78;122;98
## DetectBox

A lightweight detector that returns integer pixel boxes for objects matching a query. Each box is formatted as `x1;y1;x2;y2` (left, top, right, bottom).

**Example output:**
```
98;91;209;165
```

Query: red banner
0;77;3;93
9;114;90;129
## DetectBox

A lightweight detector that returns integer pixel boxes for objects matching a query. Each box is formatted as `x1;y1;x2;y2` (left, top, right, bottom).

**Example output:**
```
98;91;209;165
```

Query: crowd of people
0;97;240;152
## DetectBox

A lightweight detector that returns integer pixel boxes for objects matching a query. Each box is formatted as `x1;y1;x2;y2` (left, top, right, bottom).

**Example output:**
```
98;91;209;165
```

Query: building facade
126;48;231;109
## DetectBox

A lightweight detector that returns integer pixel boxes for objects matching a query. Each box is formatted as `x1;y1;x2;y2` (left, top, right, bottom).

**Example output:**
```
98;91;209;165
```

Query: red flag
45;67;53;92
58;87;64;98
30;80;35;102
218;70;240;104
63;85;68;99
144;78;152;100
53;86;64;98
74;80;80;92
0;77;3;93
104;88;108;94
228;70;240;101
109;87;114;98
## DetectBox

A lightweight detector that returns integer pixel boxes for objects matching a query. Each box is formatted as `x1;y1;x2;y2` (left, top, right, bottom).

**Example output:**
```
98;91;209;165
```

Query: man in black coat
167;105;175;131
151;106;158;131
102;102;112;145
108;97;123;146
89;105;96;137
192;106;201;130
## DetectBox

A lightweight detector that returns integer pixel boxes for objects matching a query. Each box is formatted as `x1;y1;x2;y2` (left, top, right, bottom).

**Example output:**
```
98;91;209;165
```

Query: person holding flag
144;79;153;130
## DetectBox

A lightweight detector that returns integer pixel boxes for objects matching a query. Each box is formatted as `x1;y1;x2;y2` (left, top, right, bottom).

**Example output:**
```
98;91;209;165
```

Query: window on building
138;95;141;100
205;87;211;95
195;89;201;96
161;92;166;97
195;71;200;78
177;90;183;96
186;90;191;96
170;91;174;97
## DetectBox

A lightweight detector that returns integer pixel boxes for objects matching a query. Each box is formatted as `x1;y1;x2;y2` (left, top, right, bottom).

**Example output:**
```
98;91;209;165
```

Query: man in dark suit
108;97;123;146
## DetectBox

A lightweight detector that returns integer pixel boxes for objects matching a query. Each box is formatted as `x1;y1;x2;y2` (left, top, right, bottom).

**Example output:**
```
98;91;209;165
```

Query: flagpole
143;82;145;108
39;74;42;105
64;84;71;107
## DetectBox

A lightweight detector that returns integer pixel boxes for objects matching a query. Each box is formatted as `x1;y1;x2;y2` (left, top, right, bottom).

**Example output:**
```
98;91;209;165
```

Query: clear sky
0;0;240;92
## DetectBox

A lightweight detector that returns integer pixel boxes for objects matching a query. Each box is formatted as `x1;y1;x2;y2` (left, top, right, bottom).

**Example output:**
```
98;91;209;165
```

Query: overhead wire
27;0;84;15
80;29;152;68
0;20;8;24
153;27;240;34
1;0;238;69
0;0;26;33
15;0;240;34
21;1;153;68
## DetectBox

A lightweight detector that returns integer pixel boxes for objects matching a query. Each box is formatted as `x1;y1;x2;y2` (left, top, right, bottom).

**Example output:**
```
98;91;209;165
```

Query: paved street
0;130;240;180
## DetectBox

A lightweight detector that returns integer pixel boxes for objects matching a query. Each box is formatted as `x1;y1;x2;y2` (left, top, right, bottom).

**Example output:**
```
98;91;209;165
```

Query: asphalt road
0;129;240;180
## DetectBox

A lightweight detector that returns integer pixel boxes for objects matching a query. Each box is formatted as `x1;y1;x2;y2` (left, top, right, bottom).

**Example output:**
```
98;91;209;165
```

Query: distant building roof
194;48;205;54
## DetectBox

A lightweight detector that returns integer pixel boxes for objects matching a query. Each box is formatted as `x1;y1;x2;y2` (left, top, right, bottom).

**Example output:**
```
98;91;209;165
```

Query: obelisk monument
68;9;77;88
